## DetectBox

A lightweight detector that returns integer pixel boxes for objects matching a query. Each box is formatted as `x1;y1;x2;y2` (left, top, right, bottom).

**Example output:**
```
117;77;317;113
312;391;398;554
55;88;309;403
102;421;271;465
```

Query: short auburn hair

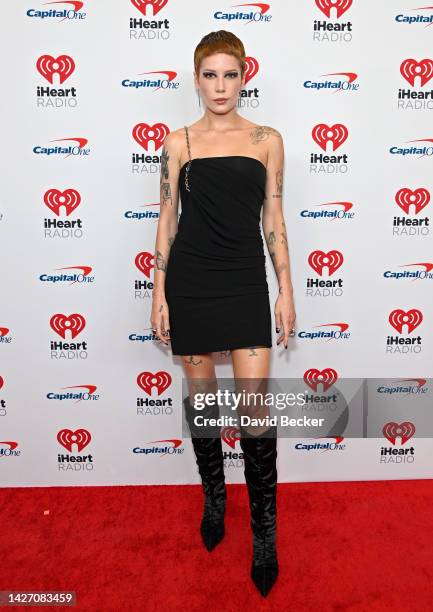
194;30;246;78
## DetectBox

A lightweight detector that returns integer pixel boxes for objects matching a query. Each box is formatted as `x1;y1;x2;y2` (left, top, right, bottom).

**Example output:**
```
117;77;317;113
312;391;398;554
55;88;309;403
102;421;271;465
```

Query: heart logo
382;421;415;445
221;427;241;449
304;368;338;391
312;123;348;151
244;56;259;84
36;55;75;84
57;428;91;452
308;250;344;276
388;309;423;334
395;188;430;215
132;123;169;151
137;371;172;395
130;0;168;17
315;0;352;19
50;313;86;339
135;252;155;277
400;58;433;87
44;189;81;216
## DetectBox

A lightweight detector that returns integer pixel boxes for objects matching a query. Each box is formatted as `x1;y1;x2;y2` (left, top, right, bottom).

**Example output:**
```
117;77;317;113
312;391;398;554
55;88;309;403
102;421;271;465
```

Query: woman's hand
275;293;296;349
150;292;171;346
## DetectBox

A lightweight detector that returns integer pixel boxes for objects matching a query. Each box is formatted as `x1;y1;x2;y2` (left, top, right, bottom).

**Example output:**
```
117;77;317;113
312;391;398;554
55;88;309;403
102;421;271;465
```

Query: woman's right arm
150;131;181;346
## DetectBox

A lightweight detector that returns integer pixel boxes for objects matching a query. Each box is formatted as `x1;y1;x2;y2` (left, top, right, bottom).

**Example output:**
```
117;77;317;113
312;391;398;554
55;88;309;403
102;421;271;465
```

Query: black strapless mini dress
164;144;272;355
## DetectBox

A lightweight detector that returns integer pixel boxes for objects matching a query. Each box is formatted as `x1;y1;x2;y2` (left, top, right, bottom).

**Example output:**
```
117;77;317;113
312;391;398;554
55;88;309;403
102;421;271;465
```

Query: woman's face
195;52;245;114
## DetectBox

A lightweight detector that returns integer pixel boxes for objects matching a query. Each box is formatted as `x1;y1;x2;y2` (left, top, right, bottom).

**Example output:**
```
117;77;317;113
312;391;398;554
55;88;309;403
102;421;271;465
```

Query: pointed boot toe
251;562;279;597
200;520;225;551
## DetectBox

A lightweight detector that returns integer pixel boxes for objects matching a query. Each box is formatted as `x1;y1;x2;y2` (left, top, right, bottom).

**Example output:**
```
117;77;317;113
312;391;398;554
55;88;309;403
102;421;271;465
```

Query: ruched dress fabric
165;152;272;355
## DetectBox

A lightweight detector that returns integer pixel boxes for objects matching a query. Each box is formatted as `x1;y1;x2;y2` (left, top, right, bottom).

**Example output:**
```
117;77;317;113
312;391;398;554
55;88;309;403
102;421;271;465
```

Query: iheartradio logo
315;0;352;19
308;250;344;276
312;123;348;151
131;0;168;17
304;368;338;391
50;313;86;339
244;56;259;84
57;428;91;452
400;58;433;87
382;421;415;445
133;123;169;152
36;55;75;84
221;426;241;449
137;371;172;395
0;376;4;390
389;309;423;334
395;188;430;215
0;327;10;339
44;189;81;216
135;252;154;277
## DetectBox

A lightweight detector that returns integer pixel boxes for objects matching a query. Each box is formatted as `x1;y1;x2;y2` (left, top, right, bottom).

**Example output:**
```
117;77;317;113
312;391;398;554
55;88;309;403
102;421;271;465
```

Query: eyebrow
201;69;239;73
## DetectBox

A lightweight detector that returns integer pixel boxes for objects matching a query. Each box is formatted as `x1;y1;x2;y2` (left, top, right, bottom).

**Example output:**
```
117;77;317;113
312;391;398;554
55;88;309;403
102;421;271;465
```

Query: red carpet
1;480;433;611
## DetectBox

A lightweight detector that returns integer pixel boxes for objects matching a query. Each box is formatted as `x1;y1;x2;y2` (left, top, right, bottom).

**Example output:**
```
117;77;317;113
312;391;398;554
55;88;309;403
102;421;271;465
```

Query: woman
150;30;295;597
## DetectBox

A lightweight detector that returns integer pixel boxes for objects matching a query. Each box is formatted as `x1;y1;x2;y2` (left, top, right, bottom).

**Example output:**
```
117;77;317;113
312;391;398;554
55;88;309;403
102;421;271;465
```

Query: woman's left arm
260;126;296;349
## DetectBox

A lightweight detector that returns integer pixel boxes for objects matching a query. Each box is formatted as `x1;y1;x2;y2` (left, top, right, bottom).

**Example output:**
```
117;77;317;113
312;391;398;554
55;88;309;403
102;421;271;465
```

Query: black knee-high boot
240;425;278;597
183;396;227;551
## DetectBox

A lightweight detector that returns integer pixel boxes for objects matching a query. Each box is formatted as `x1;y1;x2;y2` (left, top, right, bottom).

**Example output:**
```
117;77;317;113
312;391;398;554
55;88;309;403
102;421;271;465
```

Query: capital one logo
57;428;91;452
131;0;168;16
389;309;423;334
44;189;81;216
304;368;338;391
36;55;75;84
308;250;344;275
133;123;169;151
383;421;415;445
312;124;348;151
400;59;433;87
50;313;86;339
395;187;430;214
221;426;241;449
137;370;172;395
315;0;352;19
135;252;154;277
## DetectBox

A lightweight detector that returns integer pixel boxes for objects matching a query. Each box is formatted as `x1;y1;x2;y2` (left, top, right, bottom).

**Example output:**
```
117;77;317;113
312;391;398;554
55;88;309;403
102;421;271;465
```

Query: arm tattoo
161;147;169;180
272;169;283;198
161;182;172;206
160;147;173;206
267;231;276;247
155;250;167;271
168;236;175;247
250;125;282;144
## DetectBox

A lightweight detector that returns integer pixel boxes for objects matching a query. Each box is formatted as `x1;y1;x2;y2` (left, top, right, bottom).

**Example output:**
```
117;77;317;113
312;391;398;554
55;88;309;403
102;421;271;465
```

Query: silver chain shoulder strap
184;125;192;192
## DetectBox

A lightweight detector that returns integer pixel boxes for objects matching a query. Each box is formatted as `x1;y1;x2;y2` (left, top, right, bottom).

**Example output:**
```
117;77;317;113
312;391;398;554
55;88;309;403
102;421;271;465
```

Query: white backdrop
1;0;433;486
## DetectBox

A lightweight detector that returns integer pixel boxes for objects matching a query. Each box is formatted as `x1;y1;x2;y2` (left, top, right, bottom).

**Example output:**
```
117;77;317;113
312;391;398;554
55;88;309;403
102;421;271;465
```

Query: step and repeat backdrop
1;0;433;487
